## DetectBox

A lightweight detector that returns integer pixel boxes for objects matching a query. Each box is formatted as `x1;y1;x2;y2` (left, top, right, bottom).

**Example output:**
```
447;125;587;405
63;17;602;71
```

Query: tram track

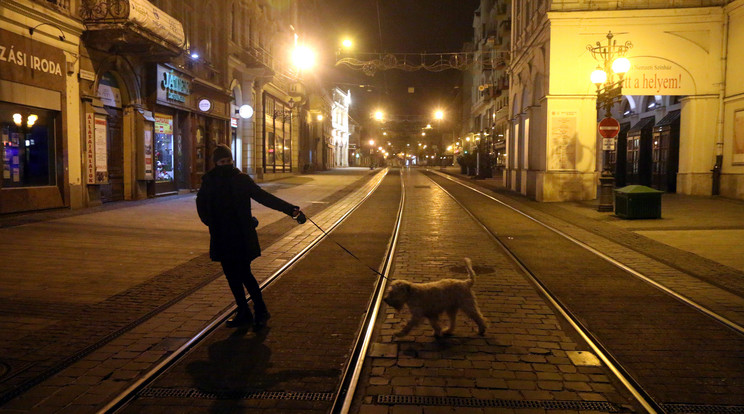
99;169;404;414
424;169;744;412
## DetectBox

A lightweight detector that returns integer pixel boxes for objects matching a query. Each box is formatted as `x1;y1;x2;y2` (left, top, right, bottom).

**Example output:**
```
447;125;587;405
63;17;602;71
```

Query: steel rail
331;169;406;413
425;170;663;414
429;169;744;337
99;169;391;414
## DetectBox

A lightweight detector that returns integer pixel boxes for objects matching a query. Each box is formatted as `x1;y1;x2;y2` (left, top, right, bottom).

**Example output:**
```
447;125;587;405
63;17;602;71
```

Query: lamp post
588;31;632;212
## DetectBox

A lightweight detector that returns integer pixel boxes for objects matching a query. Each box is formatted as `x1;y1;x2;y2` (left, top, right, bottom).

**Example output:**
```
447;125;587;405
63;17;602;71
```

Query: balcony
236;42;275;73
80;0;185;57
33;0;71;14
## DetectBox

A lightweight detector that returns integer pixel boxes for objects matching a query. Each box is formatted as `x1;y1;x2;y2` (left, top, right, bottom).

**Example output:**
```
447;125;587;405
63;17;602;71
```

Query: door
626;132;640;186
101;107;124;202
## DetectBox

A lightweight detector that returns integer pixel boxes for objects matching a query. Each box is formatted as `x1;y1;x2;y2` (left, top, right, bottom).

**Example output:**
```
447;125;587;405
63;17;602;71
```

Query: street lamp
292;44;316;71
588;31;632;212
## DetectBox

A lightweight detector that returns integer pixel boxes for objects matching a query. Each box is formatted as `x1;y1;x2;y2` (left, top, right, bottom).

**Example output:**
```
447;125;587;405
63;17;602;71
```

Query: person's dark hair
213;144;233;164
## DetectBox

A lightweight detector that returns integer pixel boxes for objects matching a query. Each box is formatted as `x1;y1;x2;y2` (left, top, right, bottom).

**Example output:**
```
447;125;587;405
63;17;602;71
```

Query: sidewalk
0;167;376;409
438;166;744;274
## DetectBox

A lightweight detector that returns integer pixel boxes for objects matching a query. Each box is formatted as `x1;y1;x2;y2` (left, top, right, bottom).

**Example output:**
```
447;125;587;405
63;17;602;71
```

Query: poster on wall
94;116;108;174
144;129;153;178
85;113;109;184
734;110;744;165
548;111;577;171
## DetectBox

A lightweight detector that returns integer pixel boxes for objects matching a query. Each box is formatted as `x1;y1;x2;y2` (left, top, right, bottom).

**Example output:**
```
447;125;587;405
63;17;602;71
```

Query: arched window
621;100;631;117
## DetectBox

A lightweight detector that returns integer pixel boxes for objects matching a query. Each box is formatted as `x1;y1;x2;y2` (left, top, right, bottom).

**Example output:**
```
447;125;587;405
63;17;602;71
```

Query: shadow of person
186;328;341;413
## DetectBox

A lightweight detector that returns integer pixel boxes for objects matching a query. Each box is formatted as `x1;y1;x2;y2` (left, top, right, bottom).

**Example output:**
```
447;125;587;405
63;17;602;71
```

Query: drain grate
140;387;334;401
663;403;744;414
376;395;622;412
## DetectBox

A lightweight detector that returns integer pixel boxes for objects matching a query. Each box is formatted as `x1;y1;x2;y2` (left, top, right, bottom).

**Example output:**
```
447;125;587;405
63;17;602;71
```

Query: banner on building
621;56;695;96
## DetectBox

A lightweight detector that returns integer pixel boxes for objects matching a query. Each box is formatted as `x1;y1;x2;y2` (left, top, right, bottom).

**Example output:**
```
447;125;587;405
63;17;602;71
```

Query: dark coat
196;165;297;262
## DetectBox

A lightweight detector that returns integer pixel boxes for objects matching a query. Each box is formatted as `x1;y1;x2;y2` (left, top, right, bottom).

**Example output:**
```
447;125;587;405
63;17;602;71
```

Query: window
231;2;237;42
1;102;57;188
263;94;293;173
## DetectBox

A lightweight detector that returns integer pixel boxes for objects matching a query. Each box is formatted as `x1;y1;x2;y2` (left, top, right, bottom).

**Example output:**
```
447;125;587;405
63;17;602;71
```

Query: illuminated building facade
508;0;744;201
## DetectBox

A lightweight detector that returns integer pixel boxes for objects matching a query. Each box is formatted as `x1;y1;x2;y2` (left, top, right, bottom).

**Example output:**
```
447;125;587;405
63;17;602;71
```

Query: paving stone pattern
450;169;744;327
352;169;632;413
0;169;381;413
426;170;744;406
121;172;402;414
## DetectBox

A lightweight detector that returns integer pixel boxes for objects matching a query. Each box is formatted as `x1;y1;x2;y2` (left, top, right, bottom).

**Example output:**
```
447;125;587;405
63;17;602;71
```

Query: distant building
331;88;351;168
467;0;511;177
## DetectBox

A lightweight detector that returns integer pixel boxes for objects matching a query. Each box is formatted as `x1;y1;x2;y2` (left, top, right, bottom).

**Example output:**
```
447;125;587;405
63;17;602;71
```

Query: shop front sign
157;65;191;105
0;28;65;91
198;98;212;112
98;83;122;108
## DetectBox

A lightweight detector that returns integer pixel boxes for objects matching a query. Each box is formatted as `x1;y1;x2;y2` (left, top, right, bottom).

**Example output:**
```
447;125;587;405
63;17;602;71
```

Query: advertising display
2;126;20;184
154;113;174;182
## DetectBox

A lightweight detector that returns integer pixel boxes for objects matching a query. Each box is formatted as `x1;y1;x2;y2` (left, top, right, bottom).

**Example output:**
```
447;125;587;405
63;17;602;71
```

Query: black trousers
220;258;267;315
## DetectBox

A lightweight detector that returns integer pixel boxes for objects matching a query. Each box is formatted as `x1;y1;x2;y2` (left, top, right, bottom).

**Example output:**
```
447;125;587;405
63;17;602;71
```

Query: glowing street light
434;110;444;120
374;111;384;121
292;45;316;71
342;38;353;49
587;31;632;212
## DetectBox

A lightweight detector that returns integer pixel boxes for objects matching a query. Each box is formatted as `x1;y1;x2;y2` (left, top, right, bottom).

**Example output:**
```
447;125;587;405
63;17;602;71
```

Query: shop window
154;114;175;182
1;102;56;188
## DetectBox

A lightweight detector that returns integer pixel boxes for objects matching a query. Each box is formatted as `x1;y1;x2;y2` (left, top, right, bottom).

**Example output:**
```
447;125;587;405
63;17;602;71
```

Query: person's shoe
226;308;253;328
253;311;271;331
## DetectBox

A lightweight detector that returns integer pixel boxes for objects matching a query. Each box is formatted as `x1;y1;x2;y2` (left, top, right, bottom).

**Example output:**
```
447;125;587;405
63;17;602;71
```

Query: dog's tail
464;257;476;286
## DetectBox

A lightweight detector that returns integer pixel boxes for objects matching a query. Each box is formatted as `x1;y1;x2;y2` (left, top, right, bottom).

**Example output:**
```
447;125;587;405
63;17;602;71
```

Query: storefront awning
654;110;681;129
628;117;656;135
81;0;185;57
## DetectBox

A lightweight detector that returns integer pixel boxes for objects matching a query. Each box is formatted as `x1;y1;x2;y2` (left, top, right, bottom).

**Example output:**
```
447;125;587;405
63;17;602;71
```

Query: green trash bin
613;185;663;219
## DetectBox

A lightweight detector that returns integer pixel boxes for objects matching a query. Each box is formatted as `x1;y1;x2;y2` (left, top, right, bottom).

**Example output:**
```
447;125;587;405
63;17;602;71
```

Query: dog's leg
462;301;487;336
427;315;443;337
395;314;423;337
443;309;458;336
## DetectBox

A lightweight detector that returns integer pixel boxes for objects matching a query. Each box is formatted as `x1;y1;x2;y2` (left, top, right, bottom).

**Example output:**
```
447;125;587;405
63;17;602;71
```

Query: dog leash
306;216;388;280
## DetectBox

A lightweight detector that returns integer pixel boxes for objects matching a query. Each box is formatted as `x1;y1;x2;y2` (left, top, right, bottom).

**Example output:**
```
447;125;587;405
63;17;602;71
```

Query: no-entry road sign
598;117;620;138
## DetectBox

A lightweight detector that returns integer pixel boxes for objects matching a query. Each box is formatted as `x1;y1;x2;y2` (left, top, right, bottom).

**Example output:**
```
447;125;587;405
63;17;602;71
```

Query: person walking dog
196;144;306;330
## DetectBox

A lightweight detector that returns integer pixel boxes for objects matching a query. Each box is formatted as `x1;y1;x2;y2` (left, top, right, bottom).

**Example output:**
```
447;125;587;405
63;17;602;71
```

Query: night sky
311;0;480;126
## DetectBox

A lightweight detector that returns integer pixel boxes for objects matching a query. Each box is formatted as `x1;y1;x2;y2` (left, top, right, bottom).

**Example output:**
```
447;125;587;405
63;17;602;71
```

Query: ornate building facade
508;0;744;201
467;0;510;177
1;0;318;214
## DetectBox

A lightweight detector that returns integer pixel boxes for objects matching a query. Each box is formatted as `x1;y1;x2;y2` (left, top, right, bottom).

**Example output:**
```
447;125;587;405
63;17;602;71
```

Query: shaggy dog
383;258;487;337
